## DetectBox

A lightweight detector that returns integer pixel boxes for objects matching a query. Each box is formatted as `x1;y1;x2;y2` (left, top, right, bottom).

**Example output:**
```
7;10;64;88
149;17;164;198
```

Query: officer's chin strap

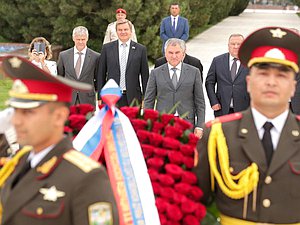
208;122;259;219
0;145;32;222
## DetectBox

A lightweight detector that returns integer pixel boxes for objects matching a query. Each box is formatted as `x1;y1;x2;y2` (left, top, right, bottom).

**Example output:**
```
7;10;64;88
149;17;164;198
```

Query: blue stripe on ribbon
80;125;102;157
111;117;145;225
101;87;122;97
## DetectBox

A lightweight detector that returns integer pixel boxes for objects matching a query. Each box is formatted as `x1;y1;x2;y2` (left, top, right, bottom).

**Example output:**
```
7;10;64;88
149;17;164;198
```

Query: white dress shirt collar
27;144;55;168
74;46;87;55
118;39;131;47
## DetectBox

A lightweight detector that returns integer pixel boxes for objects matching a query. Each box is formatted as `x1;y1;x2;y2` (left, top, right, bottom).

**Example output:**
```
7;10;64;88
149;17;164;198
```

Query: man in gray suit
144;38;205;138
206;34;250;117
57;26;100;107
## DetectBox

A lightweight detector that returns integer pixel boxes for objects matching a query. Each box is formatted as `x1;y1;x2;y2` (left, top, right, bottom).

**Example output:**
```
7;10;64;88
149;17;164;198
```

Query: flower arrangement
120;106;206;225
64;104;95;138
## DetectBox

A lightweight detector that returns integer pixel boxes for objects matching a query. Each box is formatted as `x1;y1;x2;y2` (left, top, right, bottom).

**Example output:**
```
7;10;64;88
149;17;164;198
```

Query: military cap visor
239;27;300;73
1;56;92;109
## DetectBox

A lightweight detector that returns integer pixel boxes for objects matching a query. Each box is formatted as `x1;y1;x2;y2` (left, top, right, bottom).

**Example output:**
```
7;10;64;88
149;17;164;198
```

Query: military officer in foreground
194;27;300;224
0;56;119;225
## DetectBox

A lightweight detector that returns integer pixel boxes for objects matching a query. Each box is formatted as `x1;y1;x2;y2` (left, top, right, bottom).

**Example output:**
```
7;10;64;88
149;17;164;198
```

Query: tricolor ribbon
73;79;160;225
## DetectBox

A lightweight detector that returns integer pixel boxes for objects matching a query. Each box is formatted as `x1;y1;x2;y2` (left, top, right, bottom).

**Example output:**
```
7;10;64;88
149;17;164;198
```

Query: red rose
160;187;174;200
174;183;191;195
120;106;139;119
64;126;73;134
149;133;164;147
152;121;165;133
78;104;95;115
158;213;167;225
181;199;197;214
143;109;159;121
148;168;159;181
154;147;168;158
137;130;151;144
183;156;195;169
180;145;195;156
166;204;183;221
69;105;78;115
147;157;164;170
161;114;175;125
151;181;161;195
168;151;184;165
188;186;203;201
165;164;183;180
165;125;183;139
194;203;206;221
188;133;199;146
166;222;180;225
163;137;181;150
158;174;175;187
183;215;200;225
155;197;169;213
174;117;193;130
131;119;148;131
172;191;187;204
141;144;154;158
181;171;198;185
68;114;87;131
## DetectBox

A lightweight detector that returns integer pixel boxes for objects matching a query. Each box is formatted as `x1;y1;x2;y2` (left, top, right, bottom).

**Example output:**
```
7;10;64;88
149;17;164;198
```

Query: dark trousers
117;94;129;107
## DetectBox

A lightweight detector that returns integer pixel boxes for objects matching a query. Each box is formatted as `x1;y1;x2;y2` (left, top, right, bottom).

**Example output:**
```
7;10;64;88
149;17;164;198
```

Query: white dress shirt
74;46;87;75
171;15;179;30
28;144;54;168
229;55;241;107
252;107;288;150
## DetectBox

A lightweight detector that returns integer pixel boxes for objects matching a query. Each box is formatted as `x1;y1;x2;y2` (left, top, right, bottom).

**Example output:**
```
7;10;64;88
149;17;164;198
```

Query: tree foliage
0;0;249;61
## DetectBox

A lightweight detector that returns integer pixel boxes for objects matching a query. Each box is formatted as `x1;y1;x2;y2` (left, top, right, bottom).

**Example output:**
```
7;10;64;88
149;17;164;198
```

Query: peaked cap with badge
195;27;300;225
239;26;300;72
2;55;92;109
0;56;119;225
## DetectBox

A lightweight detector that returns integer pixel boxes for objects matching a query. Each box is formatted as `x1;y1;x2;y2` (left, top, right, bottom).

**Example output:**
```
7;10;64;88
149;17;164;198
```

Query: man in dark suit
206;34;250;117
195;27;300;224
57;26;100;107
97;19;149;107
0;56;118;225
154;53;203;82
160;3;189;54
144;38;205;138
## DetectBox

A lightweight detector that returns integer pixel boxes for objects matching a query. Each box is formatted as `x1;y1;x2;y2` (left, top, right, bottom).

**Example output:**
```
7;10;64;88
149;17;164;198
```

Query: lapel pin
241;128;248;134
292;130;299;137
132;46;135;50
39;186;65;202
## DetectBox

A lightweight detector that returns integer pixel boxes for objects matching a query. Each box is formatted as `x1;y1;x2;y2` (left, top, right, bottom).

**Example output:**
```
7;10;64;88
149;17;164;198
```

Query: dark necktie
75;52;83;78
231;58;237;81
171;68;178;89
11;159;31;189
172;17;176;31
262;122;274;166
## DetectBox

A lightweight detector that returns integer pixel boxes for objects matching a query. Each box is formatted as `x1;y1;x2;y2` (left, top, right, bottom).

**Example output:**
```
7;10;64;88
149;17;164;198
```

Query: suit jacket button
263;199;271;208
265;176;272;184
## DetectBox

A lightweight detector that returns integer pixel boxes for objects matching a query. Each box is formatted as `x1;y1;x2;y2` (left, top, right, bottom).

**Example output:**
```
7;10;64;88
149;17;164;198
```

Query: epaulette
206;112;243;128
63;150;100;173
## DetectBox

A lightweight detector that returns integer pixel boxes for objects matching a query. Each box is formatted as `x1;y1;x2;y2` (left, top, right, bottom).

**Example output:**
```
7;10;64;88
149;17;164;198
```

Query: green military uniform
195;109;300;223
1;137;119;225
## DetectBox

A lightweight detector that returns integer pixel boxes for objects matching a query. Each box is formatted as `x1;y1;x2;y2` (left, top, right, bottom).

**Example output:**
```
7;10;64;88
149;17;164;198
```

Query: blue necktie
172;17;176;31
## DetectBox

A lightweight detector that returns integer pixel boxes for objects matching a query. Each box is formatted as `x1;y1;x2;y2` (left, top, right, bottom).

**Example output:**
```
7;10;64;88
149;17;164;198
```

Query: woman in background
28;37;57;75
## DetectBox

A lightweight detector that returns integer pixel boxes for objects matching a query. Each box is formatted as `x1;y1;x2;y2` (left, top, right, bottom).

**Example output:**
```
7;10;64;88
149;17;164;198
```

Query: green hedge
0;0;249;62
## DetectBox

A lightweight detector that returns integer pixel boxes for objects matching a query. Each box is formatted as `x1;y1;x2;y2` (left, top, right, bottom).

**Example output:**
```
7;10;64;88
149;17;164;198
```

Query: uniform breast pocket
21;193;65;219
229;162;250;175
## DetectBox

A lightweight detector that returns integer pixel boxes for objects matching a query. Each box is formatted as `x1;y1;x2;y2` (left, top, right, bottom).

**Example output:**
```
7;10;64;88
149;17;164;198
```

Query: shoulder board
63;150;100;173
206;113;243;128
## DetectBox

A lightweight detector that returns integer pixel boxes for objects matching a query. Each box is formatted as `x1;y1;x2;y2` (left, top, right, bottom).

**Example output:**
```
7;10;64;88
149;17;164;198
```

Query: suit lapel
238;109;268;173
268;113;300;175
2;138;73;224
176;63;188;90
67;48;77;78
126;42;135;73
80;48;91;78
224;53;231;81
161;64;174;89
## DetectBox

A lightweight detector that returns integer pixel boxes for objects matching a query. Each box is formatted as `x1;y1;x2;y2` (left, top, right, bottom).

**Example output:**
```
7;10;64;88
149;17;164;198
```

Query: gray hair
228;33;244;42
164;38;186;52
72;26;89;38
